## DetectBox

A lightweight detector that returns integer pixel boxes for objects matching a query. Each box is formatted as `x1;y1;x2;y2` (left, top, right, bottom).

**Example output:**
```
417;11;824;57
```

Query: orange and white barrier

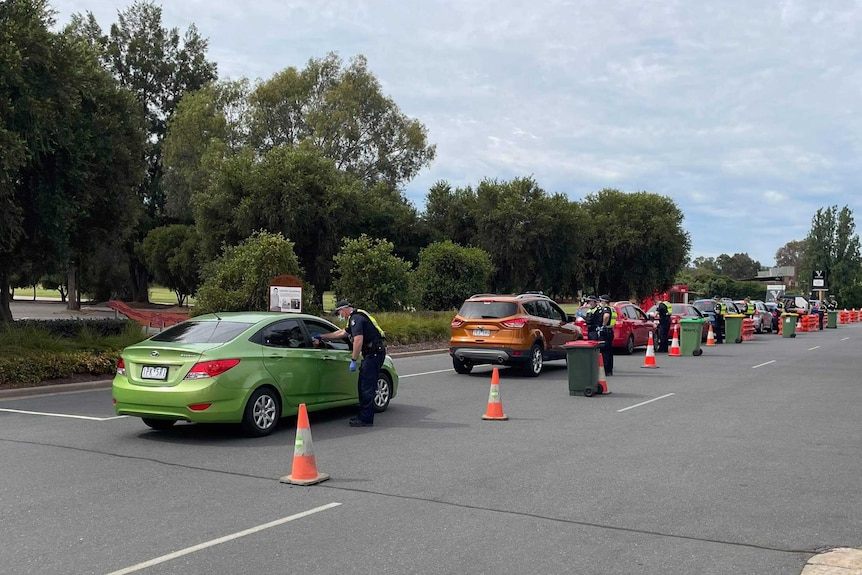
669;324;681;356
642;331;659;368
705;324;716;346
280;403;330;486
482;367;508;420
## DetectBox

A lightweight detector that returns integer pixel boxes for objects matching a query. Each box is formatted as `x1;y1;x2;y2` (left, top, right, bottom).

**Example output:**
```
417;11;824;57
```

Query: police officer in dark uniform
585;295;601;340
712;296;726;344
598;294;615;375
315;300;386;427
827;295;838;311
656;299;672;353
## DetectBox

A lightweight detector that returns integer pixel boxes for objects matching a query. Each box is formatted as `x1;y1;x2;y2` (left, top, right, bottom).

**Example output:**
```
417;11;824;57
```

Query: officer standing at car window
585;295;600;340
712;296;726;344
657;299;672;353
314;300;386;427
598;295;616;375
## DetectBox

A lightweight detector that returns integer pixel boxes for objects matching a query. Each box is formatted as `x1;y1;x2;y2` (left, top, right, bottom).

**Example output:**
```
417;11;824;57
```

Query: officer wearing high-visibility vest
742;296;755;318
656;300;673;353
314;300;386;427
597;294;617;375
585;295;601;340
827;295;838;311
712;296;727;344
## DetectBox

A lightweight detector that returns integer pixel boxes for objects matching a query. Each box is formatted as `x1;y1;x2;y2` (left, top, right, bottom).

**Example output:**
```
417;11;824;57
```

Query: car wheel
624;335;635;355
373;372;392;412
241;387;281;437
141;418;176;431
452;356;473;374
522;343;543;377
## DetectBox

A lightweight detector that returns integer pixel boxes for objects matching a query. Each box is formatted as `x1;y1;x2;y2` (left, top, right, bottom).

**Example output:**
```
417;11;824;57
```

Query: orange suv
449;293;583;376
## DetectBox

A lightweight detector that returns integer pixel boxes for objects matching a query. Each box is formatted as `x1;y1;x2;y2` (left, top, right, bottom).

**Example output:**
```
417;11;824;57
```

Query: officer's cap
586;295;599;302
334;300;352;312
599;294;611;302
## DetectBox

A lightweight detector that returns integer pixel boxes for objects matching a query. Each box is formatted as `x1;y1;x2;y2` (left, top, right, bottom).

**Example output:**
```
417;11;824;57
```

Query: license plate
141;366;168;380
473;329;491;337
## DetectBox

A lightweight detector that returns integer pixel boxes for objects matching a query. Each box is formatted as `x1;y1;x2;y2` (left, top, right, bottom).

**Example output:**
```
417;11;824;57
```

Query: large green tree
581;189;690;299
72;1;218;301
799;205;862;304
715;253;761;279
0;0;145;321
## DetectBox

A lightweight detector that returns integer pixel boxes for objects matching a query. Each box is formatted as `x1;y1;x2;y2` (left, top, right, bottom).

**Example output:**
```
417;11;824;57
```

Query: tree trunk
129;258;150;303
67;266;81;311
0;270;13;323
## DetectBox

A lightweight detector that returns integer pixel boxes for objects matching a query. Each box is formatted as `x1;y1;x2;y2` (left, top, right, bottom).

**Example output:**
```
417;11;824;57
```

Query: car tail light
188;403;212;411
451;318;464;328
116;358;126;376
501;318;528;328
185;359;241;379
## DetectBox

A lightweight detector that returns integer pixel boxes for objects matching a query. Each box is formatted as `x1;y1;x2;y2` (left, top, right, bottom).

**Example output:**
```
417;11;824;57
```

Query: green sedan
112;311;398;436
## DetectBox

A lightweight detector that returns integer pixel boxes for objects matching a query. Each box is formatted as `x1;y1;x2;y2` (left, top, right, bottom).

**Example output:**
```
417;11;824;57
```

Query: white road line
617;393;675;413
842;337;850;341
0;408;127;421
752;360;776;369
401;369;454;378
808;346;821;351
103;502;342;575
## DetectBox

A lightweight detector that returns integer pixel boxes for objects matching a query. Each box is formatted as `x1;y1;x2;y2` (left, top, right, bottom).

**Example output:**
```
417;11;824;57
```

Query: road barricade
742;318;755;341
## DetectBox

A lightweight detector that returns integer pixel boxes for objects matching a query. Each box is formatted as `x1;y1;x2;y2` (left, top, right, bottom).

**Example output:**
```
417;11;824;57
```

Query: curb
801;547;862;574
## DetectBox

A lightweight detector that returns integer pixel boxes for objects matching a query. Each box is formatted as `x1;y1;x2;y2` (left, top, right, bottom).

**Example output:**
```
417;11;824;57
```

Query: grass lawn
14;285;192;306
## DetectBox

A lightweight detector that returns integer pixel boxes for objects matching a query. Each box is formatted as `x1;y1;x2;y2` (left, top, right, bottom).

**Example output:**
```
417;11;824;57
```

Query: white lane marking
0;408;127;421
752;360;776;369
841;337;850;341
617;393;675;413
401;369;454;378
103;502;342;575
808;346;821;351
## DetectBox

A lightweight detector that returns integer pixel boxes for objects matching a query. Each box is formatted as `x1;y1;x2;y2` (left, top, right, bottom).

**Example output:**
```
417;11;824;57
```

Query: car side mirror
566;314;576;323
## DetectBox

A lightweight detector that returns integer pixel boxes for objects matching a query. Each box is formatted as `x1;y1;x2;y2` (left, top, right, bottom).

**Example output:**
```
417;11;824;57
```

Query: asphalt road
1;322;860;574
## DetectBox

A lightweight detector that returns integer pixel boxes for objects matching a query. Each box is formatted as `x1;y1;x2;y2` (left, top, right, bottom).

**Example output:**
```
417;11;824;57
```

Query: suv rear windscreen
458;301;518;319
150;321;254;343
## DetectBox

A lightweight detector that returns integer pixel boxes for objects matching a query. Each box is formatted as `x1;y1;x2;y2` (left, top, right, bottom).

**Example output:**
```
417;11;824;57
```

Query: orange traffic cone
705;324;716;346
482;367;508;420
597;353;609;394
669;324;681;356
280;403;330;486
641;331;659;368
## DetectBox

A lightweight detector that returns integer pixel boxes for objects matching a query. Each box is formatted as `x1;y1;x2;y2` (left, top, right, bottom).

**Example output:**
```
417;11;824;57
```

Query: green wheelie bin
679;318;705;356
565;340;602;397
724;313;744;343
827;310;838;329
781;313;798;338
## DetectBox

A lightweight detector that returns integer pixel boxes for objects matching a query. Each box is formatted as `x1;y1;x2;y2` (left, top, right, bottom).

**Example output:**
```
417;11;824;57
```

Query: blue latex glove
312;333;322;341
349;360;357;372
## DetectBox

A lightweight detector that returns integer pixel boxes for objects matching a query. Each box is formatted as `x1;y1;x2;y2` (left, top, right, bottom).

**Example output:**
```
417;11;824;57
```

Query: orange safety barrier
742;318;755;341
642;331;659;368
840;310;849;324
280;403;330;486
106;300;189;329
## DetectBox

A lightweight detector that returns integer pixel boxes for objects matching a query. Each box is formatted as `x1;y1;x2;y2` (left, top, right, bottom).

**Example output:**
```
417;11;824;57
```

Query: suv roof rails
469;293;498;299
516;291;547;298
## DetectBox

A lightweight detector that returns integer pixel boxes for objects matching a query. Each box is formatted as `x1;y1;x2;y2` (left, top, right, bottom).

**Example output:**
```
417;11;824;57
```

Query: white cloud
51;0;862;265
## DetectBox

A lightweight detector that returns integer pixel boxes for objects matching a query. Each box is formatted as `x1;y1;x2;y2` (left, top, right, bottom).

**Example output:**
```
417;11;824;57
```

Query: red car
577;301;655;354
646;303;710;341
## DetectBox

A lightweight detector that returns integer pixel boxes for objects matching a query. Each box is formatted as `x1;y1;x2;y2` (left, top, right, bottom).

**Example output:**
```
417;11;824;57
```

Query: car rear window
458;301;518;319
149;321;254;343
693;301;713;313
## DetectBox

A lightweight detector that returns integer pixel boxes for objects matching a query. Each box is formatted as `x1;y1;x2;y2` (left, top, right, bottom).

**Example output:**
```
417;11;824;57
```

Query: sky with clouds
53;0;862;266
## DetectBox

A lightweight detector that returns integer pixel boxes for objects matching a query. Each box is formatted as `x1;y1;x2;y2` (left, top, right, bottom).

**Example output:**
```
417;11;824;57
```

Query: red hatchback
646;303;710;341
578;301;656;354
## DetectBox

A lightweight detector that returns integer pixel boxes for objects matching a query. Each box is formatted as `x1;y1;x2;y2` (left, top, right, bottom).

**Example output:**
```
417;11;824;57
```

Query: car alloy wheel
522;343;543;377
625;335;635;355
242;387;281;437
373;373;392;412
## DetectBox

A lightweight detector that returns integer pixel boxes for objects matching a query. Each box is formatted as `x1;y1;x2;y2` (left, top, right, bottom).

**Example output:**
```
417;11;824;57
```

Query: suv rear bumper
450;347;528;365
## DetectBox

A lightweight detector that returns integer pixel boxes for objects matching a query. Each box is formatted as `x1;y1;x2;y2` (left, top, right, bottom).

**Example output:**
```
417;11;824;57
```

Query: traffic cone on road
641;331;659;368
280;403;330;486
597;353;609;394
705;324;716;346
669;324;681;357
482;367;508;420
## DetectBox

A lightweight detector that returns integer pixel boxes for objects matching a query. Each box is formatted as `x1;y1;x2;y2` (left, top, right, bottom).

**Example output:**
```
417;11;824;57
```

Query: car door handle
322;356;338;361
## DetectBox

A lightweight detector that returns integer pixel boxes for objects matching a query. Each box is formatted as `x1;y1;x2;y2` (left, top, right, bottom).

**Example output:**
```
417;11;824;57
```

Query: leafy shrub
414;240;492;310
331;235;413;312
